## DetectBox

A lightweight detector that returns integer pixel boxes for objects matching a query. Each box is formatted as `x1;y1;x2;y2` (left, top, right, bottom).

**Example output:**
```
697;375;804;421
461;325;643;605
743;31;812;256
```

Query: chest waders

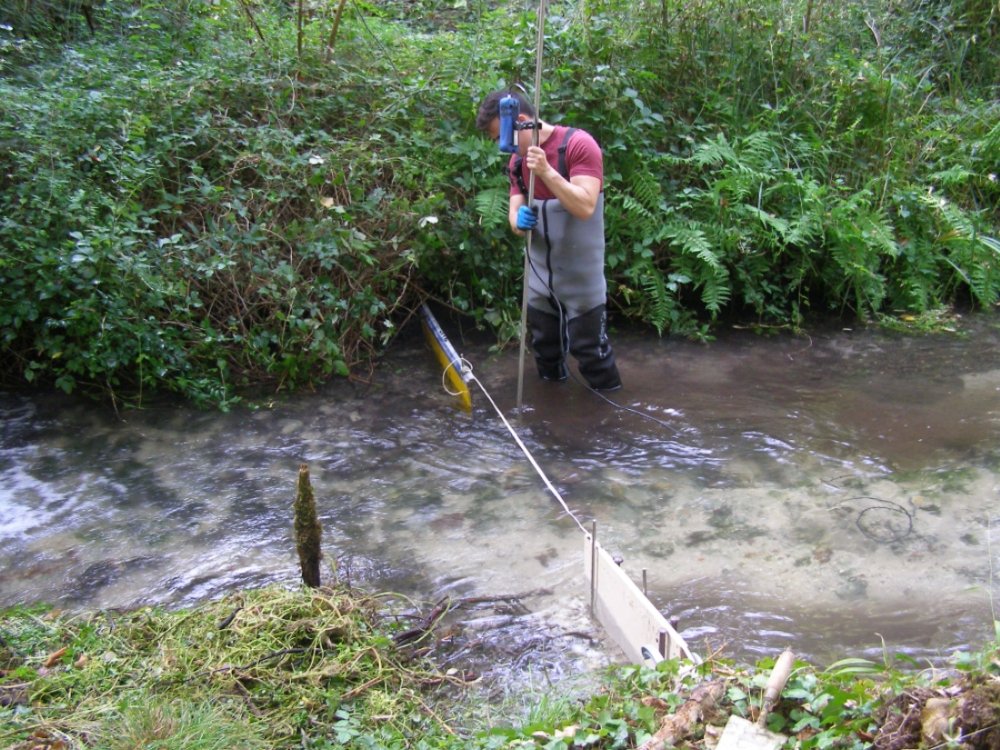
514;129;622;392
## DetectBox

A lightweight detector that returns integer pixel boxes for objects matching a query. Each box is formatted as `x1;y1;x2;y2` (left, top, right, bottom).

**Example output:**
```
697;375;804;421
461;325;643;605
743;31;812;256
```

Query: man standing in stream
476;89;622;392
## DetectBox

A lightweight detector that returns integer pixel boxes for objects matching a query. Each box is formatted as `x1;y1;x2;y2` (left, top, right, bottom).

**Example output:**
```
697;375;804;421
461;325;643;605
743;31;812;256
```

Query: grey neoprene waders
526;192;622;391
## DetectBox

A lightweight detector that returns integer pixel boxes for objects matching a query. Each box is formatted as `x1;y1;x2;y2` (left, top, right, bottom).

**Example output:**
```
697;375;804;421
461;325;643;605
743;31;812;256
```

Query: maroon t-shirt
507;125;604;200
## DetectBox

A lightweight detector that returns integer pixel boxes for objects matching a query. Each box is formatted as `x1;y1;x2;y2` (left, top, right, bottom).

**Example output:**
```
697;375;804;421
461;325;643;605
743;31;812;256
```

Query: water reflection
1;315;999;673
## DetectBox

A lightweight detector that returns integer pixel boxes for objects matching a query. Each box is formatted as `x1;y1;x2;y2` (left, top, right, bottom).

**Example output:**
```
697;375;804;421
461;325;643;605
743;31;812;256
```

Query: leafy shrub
1;0;997;406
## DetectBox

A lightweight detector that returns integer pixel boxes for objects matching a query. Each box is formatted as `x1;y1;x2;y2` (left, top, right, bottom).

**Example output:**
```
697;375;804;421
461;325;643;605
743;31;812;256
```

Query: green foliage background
1;0;998;407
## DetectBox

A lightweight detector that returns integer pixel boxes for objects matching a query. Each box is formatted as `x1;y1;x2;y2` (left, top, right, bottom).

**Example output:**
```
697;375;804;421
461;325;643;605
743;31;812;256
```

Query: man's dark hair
475;89;536;132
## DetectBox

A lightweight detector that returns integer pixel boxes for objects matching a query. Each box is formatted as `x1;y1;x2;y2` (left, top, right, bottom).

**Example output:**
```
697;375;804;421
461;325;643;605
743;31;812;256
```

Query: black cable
854;499;914;544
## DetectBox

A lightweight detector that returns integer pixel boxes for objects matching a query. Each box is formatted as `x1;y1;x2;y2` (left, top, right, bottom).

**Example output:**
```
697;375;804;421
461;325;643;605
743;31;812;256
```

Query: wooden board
583;532;693;664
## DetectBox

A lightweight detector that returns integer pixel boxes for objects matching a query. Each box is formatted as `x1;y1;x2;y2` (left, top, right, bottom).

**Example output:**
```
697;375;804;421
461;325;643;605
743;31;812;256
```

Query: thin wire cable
582;380;683;433
460;359;588;536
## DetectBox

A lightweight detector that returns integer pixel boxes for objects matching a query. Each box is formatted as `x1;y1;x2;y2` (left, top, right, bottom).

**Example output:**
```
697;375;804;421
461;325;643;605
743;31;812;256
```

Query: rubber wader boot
568;304;621;391
527;305;568;382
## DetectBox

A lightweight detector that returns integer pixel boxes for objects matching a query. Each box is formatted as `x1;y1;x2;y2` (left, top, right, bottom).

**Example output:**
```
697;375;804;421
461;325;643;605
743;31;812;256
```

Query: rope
437;354;699;665
458;357;589;536
438;361;465;398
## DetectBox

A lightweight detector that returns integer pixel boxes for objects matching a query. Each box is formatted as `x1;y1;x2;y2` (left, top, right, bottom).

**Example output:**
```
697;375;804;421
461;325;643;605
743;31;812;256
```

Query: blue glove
516;205;538;231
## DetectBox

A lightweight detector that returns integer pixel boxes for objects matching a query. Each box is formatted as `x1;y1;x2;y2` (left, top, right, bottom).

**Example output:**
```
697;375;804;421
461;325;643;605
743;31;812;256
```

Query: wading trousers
526;303;622;391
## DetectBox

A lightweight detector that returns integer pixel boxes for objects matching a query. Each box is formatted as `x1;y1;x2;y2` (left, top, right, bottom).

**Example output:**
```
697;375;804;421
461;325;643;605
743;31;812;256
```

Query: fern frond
626;257;674;334
620;194;654;221
700;267;732;315
866;206;900;259
970;236;1000;307
629;167;663;213
930;165;976;187
640;264;673;335
473;187;507;229
664;222;720;269
921;195;1000;303
939;228;1000;307
784;205;824;249
980;235;1000;258
613;166;670;244
923;192;978;242
980;119;1000;160
825;190;891;315
737;130;780;173
691;133;736;168
742;205;791;241
617;194;659;241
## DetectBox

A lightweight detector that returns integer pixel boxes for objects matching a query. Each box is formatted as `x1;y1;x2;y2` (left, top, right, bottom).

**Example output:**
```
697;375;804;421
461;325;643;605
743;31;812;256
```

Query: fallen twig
638;680;726;750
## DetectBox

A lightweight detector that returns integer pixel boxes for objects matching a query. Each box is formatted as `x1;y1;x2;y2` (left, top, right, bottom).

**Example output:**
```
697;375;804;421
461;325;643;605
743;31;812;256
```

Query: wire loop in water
855;501;914;544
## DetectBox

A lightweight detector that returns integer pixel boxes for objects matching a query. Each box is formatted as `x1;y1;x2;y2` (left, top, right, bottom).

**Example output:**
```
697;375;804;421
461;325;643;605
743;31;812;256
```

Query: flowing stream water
2;313;999;692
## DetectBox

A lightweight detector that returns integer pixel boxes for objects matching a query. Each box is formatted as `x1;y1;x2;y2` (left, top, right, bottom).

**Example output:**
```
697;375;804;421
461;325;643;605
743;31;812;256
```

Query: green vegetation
3;6;997;746
1;0;998;407
2;587;999;749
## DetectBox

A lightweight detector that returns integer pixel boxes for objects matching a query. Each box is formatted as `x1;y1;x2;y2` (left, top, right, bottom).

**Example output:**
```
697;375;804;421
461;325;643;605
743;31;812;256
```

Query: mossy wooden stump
294;463;323;588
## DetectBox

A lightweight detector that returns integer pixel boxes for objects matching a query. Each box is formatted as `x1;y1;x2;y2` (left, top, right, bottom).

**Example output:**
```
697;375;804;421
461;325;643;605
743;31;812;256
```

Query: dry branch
638;680;726;750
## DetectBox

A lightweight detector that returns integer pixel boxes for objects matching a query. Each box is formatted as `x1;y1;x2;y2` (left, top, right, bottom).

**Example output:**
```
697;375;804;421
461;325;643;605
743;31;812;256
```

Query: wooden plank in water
583;532;693;664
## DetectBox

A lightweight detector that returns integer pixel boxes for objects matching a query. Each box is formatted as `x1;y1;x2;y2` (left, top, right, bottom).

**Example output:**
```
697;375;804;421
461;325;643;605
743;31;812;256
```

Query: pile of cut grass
0;585;467;749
